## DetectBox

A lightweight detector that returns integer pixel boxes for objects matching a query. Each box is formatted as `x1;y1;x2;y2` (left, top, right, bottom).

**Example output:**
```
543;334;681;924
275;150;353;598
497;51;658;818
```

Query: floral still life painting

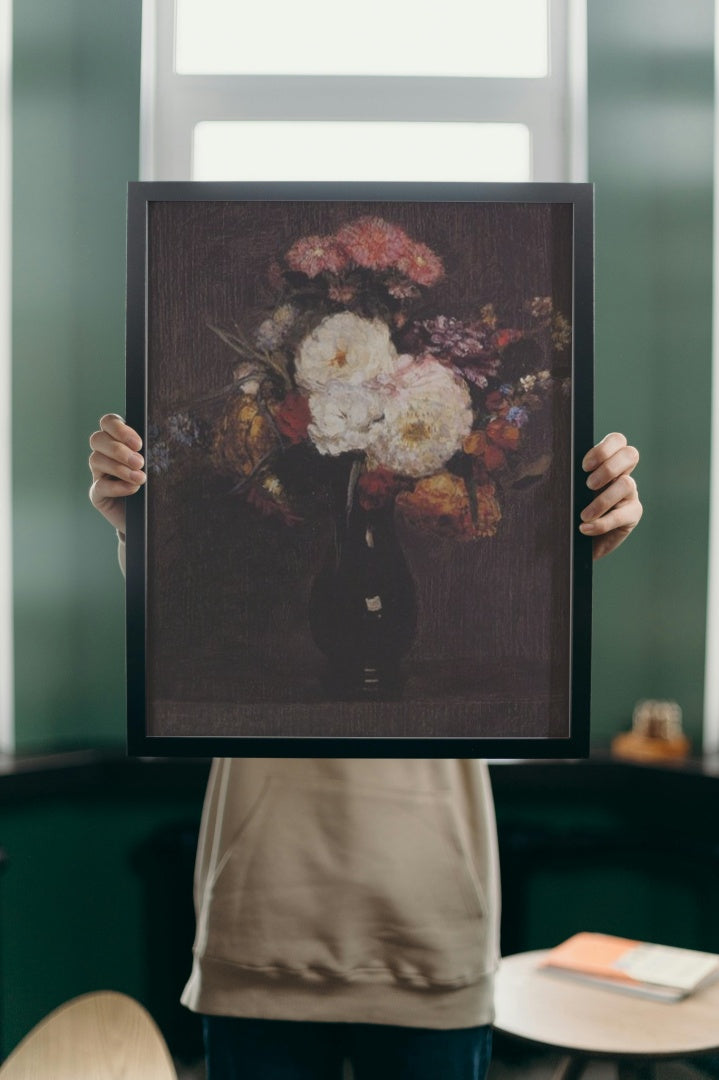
127;186;593;754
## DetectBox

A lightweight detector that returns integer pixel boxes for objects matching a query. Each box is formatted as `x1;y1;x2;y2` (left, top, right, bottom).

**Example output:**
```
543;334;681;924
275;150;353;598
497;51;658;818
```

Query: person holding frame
89;417;641;1080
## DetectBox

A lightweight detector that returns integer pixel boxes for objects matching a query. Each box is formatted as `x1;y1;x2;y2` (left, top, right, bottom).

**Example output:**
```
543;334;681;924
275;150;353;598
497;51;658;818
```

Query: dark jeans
203;1015;493;1080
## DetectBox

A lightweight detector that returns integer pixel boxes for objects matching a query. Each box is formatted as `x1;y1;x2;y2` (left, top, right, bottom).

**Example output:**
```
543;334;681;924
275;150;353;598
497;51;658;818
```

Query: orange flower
464;430;507;472
486;418;521;451
484;445;507;471
463;430;488;457
396;472;501;540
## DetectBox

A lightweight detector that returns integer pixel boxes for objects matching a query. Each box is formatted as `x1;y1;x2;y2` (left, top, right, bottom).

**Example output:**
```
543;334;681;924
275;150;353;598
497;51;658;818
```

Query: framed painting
126;181;593;757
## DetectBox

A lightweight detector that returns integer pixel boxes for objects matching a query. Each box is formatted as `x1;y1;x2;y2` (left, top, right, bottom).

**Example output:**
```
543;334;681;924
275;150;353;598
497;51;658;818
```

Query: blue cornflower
507;406;529;427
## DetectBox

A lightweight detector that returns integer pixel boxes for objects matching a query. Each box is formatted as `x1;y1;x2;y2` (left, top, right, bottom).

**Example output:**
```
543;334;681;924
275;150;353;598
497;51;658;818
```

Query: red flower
486;418;521;451
246;481;303;526
357;467;403;510
396;241;444;287
286;235;349;278
492;328;524;349
273;392;311;445
335;217;410;269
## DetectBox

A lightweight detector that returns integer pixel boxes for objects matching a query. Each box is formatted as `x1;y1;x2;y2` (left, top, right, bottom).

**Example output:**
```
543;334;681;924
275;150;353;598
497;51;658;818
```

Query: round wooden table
0;991;178;1079
494;949;719;1079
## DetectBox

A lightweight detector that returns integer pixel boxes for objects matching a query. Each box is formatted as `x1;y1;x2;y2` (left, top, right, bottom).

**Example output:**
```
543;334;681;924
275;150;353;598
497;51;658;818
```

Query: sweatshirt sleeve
117;530;126;577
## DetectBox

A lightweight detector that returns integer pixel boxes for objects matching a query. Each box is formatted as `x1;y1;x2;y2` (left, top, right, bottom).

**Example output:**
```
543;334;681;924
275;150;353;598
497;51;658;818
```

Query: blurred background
0;0;717;1072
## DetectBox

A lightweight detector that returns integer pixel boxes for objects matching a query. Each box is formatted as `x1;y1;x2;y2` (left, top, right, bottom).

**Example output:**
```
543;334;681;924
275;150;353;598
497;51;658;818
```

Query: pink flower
387;278;420;300
286;235;348;278
396;241;444;286
328;282;357;304
335;216;410;270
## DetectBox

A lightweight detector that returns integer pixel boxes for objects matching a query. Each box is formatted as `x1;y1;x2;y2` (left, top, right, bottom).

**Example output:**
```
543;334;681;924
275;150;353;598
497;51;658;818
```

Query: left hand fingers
584;441;640;492
581;474;638;524
579;495;643;537
580;496;644;562
582;432;631;471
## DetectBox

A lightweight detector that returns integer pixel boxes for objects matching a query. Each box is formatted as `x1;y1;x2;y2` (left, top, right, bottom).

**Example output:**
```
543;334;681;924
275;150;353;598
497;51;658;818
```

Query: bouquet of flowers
152;215;571;541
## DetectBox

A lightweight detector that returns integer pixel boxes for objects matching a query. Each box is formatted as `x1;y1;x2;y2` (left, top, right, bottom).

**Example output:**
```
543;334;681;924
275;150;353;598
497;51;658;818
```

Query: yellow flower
211;393;277;478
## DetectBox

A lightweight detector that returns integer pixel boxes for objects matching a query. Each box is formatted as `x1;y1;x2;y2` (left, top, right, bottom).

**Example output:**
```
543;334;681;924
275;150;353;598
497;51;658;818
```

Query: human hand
580;433;642;561
88;414;145;536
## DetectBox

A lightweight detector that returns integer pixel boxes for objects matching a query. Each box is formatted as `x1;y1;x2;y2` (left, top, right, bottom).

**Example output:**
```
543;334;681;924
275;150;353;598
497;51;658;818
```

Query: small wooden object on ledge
611;699;690;762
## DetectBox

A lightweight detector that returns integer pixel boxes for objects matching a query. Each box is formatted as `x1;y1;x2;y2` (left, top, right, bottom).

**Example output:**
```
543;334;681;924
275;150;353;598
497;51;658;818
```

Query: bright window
175;0;549;78
141;0;586;183
193;121;531;182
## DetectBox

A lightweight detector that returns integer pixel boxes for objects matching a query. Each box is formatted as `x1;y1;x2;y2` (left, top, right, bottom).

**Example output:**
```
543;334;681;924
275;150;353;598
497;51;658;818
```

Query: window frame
703;2;719;754
0;0;13;752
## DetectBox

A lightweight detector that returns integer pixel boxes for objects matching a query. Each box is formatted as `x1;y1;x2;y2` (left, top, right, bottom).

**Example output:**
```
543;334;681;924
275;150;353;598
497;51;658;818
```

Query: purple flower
404;316;501;380
168;412;200;446
147;440;171;474
460;367;489;388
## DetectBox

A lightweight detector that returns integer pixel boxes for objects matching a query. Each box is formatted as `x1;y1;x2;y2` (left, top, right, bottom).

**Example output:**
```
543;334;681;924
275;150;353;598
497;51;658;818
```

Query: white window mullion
0;0;14;753
703;1;719;755
149;77;567;183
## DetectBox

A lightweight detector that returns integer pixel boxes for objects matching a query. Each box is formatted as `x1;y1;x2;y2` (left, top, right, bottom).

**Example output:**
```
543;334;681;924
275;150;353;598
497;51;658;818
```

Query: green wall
587;1;714;748
12;0;142;751
0;778;206;1058
11;1;715;751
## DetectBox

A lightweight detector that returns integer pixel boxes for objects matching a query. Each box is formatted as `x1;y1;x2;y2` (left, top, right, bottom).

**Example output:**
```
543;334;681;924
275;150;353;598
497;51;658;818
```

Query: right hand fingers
88;435;145;481
95;413;143;451
90;474;144;502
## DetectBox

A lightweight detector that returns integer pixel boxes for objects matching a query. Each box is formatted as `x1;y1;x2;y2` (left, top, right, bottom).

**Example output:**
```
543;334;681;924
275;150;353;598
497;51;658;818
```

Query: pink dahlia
286;235;349;279
396;241;444;287
335;216;410;270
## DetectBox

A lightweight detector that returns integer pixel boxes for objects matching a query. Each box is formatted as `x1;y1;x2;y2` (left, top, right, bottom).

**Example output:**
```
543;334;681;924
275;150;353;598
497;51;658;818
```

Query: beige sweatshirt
120;537;501;1029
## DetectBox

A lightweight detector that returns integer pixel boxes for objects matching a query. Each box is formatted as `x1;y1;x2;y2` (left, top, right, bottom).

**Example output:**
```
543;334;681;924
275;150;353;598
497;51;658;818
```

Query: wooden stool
494;949;719;1079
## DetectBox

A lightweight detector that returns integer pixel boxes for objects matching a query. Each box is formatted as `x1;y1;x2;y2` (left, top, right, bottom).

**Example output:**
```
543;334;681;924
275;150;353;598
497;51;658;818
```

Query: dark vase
309;464;417;701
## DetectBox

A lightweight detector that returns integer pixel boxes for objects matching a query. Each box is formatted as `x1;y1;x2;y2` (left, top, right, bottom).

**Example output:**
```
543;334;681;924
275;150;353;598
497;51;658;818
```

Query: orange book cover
541;933;641;985
540;933;719;1001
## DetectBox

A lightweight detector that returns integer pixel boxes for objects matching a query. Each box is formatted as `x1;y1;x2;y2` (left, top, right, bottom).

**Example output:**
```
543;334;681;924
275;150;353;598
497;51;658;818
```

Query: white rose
295;312;398;392
307;383;386;457
370;356;473;478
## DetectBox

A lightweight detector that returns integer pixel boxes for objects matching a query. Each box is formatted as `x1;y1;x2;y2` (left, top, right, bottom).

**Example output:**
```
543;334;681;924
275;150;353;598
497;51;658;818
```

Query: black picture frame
126;181;593;758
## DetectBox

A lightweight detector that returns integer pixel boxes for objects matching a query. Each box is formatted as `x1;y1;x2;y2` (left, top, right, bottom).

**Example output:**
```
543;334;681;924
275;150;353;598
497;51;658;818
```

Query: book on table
539;932;719;1002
